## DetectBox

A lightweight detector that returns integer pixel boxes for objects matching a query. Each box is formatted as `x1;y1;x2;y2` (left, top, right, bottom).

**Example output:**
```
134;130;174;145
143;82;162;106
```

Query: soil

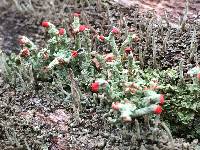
0;0;200;150
0;79;199;150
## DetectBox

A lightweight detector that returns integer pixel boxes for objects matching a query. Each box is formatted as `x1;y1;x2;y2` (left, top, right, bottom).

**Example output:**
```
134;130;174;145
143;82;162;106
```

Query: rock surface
114;0;200;20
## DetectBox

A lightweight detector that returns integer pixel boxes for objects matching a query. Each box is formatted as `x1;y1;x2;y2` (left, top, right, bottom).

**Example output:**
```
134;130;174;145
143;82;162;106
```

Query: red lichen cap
41;21;49;28
111;27;120;34
71;51;78;58
58;28;65;35
104;53;114;62
79;25;88;32
124;47;132;54
98;35;105;42
159;94;165;105
153;105;162;114
18;38;26;46
90;82;99;93
20;48;30;58
74;12;81;17
111;102;120;110
197;73;200;80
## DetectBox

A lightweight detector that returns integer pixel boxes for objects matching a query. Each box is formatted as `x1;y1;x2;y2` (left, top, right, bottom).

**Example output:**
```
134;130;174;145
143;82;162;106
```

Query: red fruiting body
153;105;162;114
74;13;81;17
197;73;200;80
98;35;105;42
124;47;132;54
58;28;65;35
18;38;26;46
111;27;120;34
90;82;99;93
104;53;114;62
71;51;78;58
79;25;88;32
159;94;165;105
153;85;160;90
134;36;140;43
42;21;49;27
111;102;120;110
20;48;30;58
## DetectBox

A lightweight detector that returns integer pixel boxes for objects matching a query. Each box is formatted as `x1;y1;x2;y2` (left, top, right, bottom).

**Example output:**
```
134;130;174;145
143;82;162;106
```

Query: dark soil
0;0;200;150
0;78;199;150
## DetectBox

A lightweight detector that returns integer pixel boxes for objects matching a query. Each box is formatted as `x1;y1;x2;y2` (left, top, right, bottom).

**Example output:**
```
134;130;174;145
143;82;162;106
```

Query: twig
135;119;141;140
106;4;113;26
122;15;128;38
152;32;157;68
24;139;31;150
190;27;197;61
180;0;189;31
160;122;174;144
179;58;184;83
164;11;170;28
138;47;144;68
68;68;82;119
96;0;102;12
162;30;170;52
